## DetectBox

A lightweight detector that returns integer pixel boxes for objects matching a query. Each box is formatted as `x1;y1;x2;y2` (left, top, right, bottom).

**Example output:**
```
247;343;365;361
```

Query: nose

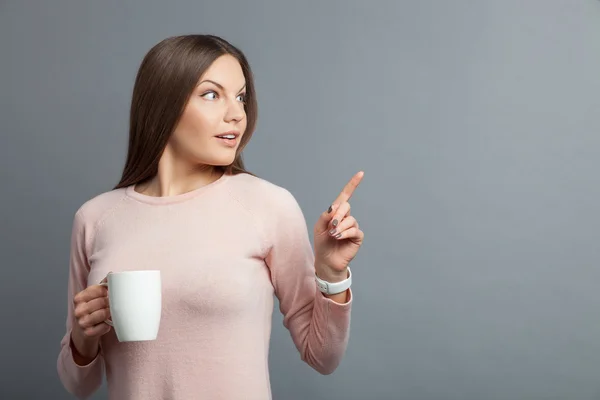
224;97;245;123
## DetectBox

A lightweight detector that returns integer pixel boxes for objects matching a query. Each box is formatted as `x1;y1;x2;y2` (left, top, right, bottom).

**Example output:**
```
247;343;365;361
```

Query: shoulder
226;173;310;247
226;172;302;214
74;187;129;227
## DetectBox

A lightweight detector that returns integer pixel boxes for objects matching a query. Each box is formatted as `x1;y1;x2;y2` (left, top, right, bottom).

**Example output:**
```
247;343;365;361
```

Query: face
168;54;247;167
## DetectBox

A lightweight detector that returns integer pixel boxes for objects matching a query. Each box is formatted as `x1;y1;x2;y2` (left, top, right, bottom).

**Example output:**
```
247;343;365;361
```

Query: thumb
314;203;339;235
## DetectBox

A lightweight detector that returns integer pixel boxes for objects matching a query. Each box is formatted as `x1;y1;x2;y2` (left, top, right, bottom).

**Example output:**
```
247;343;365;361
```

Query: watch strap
315;268;352;295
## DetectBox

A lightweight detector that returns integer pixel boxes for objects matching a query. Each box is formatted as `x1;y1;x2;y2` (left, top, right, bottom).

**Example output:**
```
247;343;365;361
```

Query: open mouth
215;132;239;147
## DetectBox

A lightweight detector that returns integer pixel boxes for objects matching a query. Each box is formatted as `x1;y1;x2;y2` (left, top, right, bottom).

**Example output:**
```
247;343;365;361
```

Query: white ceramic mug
100;270;162;342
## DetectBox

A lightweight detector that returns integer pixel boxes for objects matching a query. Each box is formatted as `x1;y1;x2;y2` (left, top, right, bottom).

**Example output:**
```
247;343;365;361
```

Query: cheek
175;103;218;141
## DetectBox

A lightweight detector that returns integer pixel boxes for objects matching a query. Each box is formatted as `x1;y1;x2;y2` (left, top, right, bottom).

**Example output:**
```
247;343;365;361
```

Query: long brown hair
114;34;257;190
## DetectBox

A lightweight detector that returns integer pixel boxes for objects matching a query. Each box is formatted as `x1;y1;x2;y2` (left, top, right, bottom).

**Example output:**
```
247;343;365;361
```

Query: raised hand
313;171;365;282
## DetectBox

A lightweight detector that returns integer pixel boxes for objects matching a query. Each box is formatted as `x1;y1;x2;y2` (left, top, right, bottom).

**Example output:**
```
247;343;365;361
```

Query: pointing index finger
333;171;364;205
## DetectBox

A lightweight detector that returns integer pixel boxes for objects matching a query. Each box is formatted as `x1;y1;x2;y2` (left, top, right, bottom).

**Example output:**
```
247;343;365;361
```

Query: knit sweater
56;172;352;399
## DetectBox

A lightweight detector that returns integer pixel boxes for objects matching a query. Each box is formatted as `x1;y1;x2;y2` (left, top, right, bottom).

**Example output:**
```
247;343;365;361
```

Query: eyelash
201;90;246;103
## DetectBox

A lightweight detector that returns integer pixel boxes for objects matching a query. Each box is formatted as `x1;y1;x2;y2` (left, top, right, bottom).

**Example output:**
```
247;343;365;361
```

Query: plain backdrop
2;1;600;399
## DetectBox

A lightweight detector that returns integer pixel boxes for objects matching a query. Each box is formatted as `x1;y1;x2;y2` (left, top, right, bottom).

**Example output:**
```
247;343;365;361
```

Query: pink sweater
56;172;352;399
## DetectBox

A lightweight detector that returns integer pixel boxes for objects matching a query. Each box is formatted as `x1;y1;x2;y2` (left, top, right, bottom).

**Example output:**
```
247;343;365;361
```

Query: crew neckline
125;172;231;205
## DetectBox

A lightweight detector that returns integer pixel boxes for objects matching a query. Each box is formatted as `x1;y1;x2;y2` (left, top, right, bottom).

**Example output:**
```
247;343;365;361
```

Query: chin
188;144;238;166
202;154;237;167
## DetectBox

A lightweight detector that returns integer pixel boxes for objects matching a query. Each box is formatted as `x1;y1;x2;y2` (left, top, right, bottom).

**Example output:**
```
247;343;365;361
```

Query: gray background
2;0;600;399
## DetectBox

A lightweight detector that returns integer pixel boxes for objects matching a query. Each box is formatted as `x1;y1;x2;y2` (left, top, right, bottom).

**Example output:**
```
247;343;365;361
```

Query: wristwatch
315;268;352;295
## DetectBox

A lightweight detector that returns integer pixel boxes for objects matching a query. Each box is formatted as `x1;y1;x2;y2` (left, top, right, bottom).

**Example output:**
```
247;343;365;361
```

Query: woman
57;34;364;400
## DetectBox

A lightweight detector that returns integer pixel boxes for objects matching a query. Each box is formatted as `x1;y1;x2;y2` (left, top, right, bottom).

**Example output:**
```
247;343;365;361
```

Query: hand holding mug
73;275;112;339
70;275;112;365
72;270;162;347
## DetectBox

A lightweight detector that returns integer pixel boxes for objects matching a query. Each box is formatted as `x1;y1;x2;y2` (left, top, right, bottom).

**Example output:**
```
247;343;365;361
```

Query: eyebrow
198;79;246;92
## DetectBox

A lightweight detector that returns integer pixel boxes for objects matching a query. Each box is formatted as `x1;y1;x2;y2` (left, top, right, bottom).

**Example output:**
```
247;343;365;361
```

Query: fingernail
329;228;336;235
327;205;333;213
335;233;342;239
332;219;338;227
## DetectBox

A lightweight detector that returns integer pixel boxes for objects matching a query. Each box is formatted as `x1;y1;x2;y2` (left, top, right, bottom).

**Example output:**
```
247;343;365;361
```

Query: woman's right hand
73;282;112;338
70;278;112;364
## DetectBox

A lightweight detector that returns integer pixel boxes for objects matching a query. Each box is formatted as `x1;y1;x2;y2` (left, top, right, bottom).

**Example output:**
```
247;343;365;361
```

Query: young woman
57;34;365;400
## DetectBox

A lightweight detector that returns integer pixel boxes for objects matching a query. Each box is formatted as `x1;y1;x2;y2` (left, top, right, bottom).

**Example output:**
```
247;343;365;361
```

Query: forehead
200;54;245;87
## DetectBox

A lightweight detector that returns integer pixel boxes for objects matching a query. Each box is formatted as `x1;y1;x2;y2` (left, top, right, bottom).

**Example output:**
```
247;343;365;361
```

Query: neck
136;150;222;197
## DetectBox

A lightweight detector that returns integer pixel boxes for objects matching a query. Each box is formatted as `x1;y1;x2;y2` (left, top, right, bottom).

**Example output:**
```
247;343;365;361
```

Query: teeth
219;135;235;139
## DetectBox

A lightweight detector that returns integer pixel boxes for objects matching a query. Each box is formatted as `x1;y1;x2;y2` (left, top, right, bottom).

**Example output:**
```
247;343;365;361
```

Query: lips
215;131;240;140
215;131;240;148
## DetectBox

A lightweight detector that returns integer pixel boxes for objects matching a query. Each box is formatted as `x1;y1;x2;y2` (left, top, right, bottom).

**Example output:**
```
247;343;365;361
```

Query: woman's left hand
313;171;365;282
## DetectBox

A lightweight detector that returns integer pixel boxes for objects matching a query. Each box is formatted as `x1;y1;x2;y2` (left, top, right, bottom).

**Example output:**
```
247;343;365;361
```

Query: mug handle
99;279;114;327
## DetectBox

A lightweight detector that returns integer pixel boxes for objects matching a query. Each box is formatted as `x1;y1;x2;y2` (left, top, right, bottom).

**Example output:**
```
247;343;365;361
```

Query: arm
56;210;104;399
265;189;352;375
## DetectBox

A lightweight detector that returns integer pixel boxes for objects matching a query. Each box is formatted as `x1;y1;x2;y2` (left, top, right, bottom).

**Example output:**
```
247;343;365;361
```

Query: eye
237;93;246;103
201;91;217;100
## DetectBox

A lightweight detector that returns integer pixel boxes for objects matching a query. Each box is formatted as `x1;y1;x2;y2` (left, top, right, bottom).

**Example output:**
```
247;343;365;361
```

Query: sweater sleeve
56;209;104;399
265;188;352;375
